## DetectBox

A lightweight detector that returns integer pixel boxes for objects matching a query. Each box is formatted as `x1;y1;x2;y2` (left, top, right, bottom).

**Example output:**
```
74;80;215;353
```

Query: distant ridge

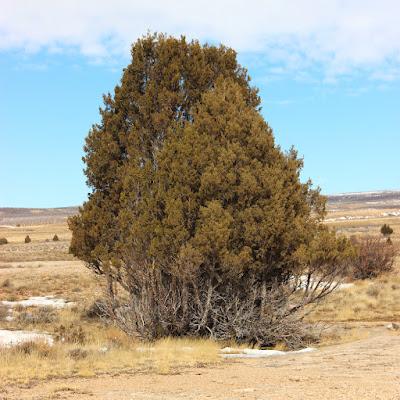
0;207;79;225
2;190;400;225
327;190;400;207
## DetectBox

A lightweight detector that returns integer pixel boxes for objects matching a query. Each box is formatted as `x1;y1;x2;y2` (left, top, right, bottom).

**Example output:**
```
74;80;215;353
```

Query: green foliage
24;235;31;244
69;33;350;342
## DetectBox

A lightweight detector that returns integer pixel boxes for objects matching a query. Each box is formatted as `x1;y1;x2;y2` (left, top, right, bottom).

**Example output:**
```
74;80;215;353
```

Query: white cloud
1;0;400;78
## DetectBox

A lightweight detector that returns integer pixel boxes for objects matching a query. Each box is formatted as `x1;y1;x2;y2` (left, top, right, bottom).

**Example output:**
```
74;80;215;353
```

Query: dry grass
0;321;221;386
0;296;221;387
0;261;98;302
0;223;73;262
308;272;400;323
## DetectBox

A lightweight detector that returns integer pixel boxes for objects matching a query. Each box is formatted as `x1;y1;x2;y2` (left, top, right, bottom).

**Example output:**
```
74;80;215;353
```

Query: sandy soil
2;330;399;400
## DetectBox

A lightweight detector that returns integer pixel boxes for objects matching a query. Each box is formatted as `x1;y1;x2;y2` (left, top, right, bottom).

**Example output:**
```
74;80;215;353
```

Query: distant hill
327;190;400;209
1;190;400;226
0;207;79;225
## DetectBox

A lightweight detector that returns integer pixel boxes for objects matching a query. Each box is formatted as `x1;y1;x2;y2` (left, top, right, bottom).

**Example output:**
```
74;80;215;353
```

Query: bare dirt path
2;330;400;400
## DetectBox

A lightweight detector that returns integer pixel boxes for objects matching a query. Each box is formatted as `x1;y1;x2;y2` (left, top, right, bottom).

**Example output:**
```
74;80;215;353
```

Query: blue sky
1;1;400;207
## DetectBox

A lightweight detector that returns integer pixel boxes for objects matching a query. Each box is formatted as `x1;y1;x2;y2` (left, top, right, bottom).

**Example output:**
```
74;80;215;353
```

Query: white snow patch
0;329;54;347
1;296;74;309
336;282;354;290
295;276;354;291
221;347;316;359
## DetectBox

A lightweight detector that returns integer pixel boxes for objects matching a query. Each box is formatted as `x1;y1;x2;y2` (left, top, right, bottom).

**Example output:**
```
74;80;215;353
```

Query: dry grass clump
1;278;12;288
54;323;87;344
0;304;8;320
16;307;59;326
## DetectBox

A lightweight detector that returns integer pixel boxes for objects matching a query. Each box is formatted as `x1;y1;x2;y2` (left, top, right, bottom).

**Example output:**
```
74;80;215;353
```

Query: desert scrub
0;238;8;245
350;236;398;279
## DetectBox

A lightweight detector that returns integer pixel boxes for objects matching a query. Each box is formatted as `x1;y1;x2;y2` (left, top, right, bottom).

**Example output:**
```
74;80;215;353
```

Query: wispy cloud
1;0;400;80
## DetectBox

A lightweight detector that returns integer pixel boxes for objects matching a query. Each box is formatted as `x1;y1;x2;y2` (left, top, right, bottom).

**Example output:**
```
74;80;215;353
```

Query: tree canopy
69;33;350;344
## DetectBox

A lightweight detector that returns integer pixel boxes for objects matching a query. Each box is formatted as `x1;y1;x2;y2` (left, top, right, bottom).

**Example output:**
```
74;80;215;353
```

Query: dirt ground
1;329;399;400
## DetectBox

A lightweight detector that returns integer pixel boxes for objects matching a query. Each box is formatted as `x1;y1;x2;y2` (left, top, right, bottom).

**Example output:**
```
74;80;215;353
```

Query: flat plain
0;192;399;400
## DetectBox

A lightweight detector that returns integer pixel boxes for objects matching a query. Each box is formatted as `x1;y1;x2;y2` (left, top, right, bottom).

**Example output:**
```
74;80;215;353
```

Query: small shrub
35;307;59;324
0;305;8;320
83;298;110;320
54;323;86;344
380;224;394;238
12;341;54;358
16;307;59;325
52;234;59;242
16;311;35;325
1;278;12;288
24;235;31;243
350;236;397;279
366;285;380;298
0;238;8;245
68;348;89;360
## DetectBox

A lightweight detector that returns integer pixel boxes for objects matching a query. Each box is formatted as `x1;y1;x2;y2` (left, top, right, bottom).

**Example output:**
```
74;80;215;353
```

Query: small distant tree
24;235;31;243
52;234;59;242
380;224;394;243
0;238;8;245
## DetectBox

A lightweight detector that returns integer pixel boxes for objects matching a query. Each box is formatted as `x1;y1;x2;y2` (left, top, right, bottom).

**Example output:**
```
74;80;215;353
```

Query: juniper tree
381;224;393;242
69;34;351;345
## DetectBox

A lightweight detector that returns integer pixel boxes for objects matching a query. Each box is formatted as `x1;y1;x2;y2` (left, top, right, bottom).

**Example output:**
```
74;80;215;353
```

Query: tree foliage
69;34;352;345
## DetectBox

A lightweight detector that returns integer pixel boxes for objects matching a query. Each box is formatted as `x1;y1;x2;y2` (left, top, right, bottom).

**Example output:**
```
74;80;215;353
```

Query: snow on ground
296;275;354;291
0;329;54;347
1;296;74;309
221;347;316;359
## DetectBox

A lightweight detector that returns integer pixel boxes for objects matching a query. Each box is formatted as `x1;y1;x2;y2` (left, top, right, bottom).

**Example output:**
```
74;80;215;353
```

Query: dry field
0;194;399;399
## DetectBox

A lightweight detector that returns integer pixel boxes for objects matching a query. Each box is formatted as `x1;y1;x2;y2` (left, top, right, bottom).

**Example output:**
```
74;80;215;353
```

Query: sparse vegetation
0;238;8;245
24;235;31;244
52;234;59;241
